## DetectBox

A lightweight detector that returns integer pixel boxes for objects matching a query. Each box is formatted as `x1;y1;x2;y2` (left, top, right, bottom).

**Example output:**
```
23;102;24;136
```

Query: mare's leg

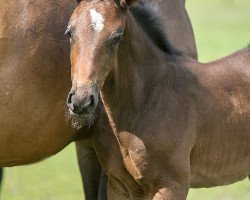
98;169;108;200
76;139;107;200
0;168;3;189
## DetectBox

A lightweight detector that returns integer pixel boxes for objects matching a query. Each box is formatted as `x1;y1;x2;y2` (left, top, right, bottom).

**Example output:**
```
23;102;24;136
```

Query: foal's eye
65;28;72;38
109;33;123;46
113;34;123;43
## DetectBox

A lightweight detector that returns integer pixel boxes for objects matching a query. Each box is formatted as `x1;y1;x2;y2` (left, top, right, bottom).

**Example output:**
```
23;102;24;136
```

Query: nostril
67;92;75;110
67;93;73;104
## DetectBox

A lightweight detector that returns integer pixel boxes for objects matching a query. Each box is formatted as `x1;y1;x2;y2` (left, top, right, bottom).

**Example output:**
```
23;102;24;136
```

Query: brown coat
67;1;250;199
0;0;197;199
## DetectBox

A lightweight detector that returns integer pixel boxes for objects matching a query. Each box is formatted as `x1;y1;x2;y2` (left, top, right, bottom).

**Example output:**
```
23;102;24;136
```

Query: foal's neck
102;11;178;127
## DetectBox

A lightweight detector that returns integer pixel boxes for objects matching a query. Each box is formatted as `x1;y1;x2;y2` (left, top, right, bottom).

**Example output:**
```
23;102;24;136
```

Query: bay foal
0;0;196;199
75;0;197;198
67;0;250;199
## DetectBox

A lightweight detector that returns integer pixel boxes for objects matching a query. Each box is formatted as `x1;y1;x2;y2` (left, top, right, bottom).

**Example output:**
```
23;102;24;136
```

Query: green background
1;0;249;199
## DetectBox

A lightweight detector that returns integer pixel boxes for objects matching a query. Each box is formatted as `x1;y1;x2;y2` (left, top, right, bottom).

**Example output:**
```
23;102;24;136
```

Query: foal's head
66;0;137;120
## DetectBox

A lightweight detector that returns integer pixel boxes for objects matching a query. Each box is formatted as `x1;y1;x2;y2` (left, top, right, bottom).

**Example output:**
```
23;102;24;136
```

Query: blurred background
0;0;249;199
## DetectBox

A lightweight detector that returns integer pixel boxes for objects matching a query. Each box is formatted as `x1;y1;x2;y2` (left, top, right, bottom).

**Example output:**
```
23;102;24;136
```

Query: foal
67;0;250;199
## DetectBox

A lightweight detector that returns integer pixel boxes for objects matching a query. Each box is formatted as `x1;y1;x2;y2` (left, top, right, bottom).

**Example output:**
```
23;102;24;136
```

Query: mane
129;4;181;55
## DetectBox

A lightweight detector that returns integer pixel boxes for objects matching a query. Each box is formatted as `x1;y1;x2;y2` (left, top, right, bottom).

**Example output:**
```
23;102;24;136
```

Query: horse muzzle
67;84;99;116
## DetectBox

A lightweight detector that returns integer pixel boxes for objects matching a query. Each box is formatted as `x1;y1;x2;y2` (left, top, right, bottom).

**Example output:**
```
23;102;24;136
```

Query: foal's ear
119;0;139;8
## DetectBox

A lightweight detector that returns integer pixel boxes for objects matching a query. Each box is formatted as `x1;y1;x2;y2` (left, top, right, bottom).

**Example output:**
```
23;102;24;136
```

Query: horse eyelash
107;34;123;47
110;31;124;41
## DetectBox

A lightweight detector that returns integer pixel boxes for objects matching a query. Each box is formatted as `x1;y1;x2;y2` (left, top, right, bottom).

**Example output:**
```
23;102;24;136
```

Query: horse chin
65;109;95;130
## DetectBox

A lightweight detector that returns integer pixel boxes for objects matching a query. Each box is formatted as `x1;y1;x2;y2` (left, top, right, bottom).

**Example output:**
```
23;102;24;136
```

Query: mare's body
143;0;196;58
67;1;250;199
0;0;196;199
0;0;97;198
0;0;76;166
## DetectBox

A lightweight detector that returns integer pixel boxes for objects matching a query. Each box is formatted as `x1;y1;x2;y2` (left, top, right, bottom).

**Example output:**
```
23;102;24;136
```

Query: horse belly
0;0;76;166
189;132;250;188
190;160;250;188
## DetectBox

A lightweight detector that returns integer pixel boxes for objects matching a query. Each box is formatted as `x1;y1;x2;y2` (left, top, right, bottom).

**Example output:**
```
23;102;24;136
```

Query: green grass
1;0;249;199
186;0;250;62
0;145;84;200
187;1;250;198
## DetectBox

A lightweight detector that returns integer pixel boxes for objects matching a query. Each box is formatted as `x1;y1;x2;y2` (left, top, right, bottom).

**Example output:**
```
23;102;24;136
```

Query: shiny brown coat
66;0;250;199
0;0;196;199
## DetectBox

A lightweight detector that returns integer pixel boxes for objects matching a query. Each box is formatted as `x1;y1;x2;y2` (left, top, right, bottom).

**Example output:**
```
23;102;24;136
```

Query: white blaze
89;9;104;33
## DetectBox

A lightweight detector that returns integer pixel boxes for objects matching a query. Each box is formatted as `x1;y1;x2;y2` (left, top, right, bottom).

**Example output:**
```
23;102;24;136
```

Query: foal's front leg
124;156;190;200
123;139;191;200
147;180;189;200
145;167;190;200
146;151;190;200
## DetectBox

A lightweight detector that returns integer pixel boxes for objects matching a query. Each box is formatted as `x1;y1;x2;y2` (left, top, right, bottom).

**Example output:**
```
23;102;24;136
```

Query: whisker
65;108;96;130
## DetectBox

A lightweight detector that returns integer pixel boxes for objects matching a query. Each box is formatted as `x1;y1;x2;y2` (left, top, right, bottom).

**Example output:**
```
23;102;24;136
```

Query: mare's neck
101;11;176;128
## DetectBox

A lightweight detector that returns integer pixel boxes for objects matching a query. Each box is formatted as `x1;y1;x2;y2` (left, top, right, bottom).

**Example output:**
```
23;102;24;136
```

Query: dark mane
129;4;181;55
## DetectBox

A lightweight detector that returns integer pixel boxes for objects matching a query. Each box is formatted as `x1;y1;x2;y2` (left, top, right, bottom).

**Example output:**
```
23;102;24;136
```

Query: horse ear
119;0;139;8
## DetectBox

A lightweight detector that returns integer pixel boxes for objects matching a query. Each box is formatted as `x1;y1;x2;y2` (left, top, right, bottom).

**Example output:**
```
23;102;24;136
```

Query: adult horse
0;1;103;199
0;0;197;199
66;0;250;199
0;0;76;166
0;0;91;195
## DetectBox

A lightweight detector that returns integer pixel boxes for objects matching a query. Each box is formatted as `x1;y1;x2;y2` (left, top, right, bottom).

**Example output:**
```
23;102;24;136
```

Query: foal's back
185;48;250;187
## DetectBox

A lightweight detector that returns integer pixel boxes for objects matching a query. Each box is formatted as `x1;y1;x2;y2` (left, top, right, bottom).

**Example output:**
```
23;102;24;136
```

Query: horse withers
66;0;250;199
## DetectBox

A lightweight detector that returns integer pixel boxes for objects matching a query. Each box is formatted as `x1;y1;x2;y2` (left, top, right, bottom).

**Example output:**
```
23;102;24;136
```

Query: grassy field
1;0;249;199
187;0;250;62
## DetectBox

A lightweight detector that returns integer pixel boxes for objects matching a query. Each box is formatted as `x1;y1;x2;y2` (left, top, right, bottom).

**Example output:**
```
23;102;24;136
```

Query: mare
0;0;196;199
67;0;250;199
0;0;75;166
0;0;97;198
